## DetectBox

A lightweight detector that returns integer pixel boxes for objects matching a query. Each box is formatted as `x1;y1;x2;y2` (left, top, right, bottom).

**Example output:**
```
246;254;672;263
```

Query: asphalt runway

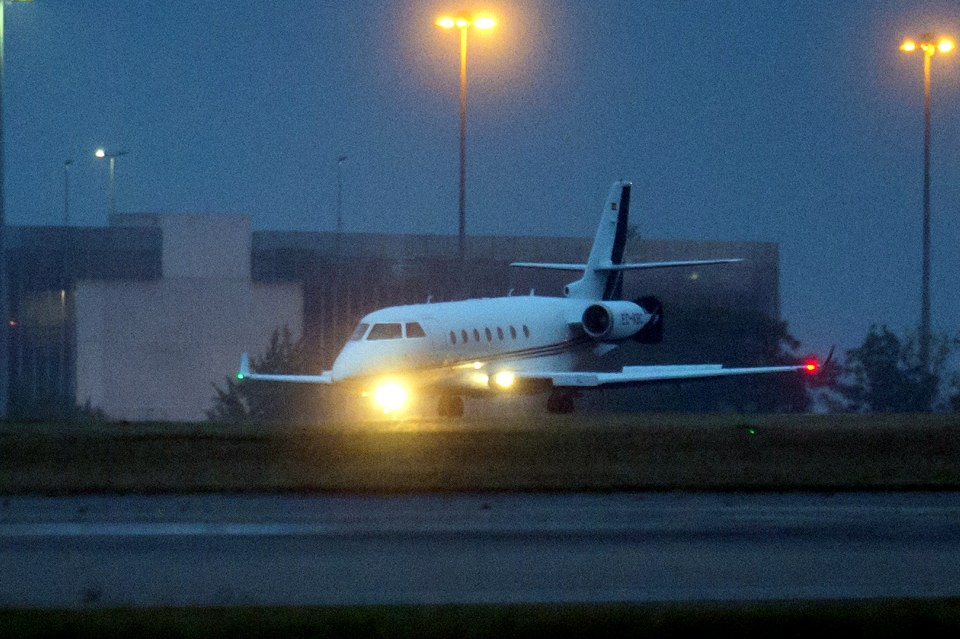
1;492;959;608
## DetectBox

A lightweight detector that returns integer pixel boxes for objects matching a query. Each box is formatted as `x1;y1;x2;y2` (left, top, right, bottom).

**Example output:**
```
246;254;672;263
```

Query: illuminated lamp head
492;371;516;389
804;360;819;374
372;380;409;413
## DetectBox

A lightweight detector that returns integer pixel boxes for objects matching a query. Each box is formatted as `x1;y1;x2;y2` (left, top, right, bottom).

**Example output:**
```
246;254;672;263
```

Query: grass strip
2;413;959;494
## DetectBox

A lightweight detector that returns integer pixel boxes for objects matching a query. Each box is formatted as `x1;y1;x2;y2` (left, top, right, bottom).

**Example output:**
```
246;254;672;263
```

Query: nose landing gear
546;390;576;414
437;395;464;418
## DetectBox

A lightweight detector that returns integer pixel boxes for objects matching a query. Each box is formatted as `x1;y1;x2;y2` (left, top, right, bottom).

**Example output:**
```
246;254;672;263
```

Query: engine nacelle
581;300;650;341
633;296;664;344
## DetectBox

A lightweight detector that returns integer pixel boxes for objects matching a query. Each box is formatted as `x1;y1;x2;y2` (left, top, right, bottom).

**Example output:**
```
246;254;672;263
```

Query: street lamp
0;0;35;418
900;33;955;371
436;12;495;292
336;155;347;237
94;147;129;219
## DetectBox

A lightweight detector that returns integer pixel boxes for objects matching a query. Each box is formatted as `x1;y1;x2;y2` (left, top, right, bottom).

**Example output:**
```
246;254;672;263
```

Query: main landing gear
546;390;576;414
437;395;464;418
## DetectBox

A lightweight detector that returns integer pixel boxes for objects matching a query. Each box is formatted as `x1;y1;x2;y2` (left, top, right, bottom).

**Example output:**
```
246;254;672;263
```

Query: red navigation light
804;360;818;373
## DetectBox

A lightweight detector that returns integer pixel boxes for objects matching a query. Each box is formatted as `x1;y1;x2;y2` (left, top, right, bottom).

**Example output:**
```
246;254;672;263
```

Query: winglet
237;353;251;380
823;345;836;368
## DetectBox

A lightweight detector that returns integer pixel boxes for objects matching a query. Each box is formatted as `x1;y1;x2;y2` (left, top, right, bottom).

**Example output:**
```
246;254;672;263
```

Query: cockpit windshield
348;322;370;341
367;323;403;340
353;321;427;341
405;322;426;338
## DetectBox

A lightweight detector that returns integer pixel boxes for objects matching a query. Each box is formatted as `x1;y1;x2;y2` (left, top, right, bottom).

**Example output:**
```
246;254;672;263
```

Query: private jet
238;180;824;416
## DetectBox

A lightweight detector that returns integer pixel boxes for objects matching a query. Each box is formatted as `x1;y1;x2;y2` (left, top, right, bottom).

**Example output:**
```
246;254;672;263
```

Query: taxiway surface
1;492;958;607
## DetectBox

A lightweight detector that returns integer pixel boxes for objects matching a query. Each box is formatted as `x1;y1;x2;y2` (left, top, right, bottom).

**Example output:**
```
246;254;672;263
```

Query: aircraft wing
518;362;815;388
236;352;333;384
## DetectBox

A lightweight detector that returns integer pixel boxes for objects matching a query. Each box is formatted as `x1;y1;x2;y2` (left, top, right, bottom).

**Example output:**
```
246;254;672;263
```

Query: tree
833;324;951;413
207;326;326;424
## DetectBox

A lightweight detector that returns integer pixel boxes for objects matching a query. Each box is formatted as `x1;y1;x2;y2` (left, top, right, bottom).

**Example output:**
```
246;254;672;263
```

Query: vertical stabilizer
564;180;631;300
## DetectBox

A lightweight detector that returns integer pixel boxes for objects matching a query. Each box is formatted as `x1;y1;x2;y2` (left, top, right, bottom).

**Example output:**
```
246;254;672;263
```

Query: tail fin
565;180;631;300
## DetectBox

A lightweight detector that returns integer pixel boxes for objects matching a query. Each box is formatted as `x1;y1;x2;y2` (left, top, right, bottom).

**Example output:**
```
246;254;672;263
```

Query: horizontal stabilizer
510;258;742;272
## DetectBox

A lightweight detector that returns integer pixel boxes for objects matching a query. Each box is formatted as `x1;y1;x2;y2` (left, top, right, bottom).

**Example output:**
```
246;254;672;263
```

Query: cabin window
349;323;370;341
472;329;481;342
484;328;493;342
497;327;504;340
449;331;457;344
406;322;426;338
367;323;403;340
461;330;469;344
523;325;530;338
509;326;517;339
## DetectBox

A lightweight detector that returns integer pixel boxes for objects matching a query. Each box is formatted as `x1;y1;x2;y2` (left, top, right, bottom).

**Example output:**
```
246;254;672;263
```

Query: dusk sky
6;0;960;360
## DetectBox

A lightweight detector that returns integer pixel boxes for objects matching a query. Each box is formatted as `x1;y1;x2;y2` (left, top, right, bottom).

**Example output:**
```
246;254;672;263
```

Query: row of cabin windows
349;322;426;341
448;324;530;346
347;321;529;345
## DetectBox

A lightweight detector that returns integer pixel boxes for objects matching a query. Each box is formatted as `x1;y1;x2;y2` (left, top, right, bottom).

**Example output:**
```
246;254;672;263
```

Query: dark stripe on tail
603;183;631;300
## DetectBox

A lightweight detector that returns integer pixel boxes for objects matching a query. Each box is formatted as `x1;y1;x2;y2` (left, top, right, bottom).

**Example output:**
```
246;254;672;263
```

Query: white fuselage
330;295;603;393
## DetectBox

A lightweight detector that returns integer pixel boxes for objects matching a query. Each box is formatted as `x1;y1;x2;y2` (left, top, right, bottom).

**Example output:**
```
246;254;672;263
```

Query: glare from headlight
373;381;408;413
492;371;515;389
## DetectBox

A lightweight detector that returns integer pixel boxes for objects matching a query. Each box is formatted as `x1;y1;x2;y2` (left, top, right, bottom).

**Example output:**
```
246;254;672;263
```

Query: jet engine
581;300;650;341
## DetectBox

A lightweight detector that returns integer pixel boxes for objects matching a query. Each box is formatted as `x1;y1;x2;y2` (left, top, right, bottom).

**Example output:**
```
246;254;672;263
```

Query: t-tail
565;180;631;300
511;180;743;301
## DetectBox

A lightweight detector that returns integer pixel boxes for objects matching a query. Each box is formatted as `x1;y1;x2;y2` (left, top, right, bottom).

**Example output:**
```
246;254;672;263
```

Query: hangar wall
73;214;302;422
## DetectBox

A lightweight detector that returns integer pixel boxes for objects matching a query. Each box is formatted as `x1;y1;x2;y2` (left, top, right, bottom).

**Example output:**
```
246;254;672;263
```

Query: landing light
373;381;408;413
493;371;516;389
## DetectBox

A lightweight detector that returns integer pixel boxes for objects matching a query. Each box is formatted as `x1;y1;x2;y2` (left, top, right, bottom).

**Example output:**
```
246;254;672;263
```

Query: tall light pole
63;159;73;224
336;155;347;238
94;147;129;220
900;34;954;371
334;154;347;291
0;0;35;417
436;13;495;293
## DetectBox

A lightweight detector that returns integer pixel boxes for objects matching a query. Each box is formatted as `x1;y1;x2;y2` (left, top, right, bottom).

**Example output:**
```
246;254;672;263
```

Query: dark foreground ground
2;412;959;494
3;600;960;638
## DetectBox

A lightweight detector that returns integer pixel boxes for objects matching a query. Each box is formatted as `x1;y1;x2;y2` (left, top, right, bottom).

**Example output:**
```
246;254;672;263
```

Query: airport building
5;213;780;421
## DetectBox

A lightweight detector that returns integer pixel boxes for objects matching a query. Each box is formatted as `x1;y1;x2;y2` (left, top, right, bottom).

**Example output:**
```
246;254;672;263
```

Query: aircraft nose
331;344;363;382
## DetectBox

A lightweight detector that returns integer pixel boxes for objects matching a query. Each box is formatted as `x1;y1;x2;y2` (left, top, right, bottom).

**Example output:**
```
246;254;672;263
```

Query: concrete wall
74;214;301;422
